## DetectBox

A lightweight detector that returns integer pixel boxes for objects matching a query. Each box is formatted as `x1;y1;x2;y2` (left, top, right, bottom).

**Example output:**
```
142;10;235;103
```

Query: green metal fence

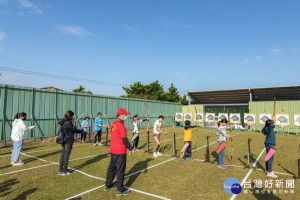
0;84;181;144
249;101;300;133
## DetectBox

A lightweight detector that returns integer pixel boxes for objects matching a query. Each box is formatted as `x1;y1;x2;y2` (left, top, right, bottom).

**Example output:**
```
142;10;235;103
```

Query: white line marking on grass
0;163;55;176
64;158;175;200
192;133;240;153
124;158;175;178
229;148;266;200
21;153;106;181
126;187;172;200
65;184;106;200
0;143;90;157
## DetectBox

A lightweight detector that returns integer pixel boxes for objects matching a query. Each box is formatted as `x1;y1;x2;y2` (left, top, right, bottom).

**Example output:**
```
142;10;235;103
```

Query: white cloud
0;30;5;41
19;0;43;15
57;25;92;37
0;74;18;85
256;56;263;60
124;25;138;32
176;70;187;75
269;48;280;54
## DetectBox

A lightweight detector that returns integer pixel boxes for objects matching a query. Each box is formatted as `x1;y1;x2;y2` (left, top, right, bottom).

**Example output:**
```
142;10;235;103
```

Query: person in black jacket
58;110;83;176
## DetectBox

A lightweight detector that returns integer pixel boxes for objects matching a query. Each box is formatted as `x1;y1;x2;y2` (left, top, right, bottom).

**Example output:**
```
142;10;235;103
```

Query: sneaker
188;157;194;161
267;172;278;178
217;165;226;169
80;140;83;143
12;162;24;167
220;162;228;167
153;152;158;158
116;188;130;196
104;184;116;191
98;142;103;146
156;152;162;156
181;158;185;162
58;171;64;176
94;143;97;146
10;161;15;165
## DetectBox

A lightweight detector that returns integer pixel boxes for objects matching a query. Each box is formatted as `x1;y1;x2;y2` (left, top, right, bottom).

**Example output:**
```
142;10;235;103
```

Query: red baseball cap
117;108;131;115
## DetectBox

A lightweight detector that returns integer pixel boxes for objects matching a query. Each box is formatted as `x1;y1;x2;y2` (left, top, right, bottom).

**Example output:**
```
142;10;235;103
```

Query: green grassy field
0;127;299;200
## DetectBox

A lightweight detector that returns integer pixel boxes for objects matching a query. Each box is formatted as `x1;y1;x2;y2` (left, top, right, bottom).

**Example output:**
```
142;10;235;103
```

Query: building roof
40;86;64;91
187;85;300;104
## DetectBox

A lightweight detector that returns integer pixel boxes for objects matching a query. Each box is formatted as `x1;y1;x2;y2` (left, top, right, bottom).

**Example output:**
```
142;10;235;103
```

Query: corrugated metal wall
182;105;204;123
249;100;300;131
0;84;181;144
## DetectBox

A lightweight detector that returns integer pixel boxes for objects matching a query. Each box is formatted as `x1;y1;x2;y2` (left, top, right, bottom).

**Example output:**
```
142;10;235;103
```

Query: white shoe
10;161;15;165
99;142;103;146
13;162;24;167
267;172;278;178
153;152;158;158
94;143;97;146
156;152;162;156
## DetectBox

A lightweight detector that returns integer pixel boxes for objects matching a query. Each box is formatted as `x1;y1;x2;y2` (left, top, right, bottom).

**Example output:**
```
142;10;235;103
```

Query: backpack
56;128;66;144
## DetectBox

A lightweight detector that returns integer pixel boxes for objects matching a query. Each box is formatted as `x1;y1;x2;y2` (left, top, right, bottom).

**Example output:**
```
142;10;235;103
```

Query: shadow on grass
277;164;296;176
251;182;281;200
212;151;218;162
0;150;61;171
0;179;20;197
72;153;109;170
12;188;38;200
237;153;265;170
0;146;39;156
125;158;153;188
161;144;172;154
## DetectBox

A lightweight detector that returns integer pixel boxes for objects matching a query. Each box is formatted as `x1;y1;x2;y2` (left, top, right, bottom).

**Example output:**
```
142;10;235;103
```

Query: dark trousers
59;139;74;172
265;145;274;173
94;130;102;143
131;132;139;149
184;142;192;157
81;131;87;141
105;153;127;192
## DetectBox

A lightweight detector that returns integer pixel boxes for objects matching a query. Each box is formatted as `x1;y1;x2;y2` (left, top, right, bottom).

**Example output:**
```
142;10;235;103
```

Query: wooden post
245;138;256;170
204;136;215;163
171;133;179;157
145;130;151;153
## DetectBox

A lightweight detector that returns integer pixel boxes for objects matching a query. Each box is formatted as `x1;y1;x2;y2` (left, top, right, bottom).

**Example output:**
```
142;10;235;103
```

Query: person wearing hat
80;116;90;143
104;108;133;196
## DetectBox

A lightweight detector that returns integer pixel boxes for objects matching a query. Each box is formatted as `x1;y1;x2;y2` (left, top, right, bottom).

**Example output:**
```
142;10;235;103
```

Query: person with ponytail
11;112;35;166
262;119;278;178
58;111;83;176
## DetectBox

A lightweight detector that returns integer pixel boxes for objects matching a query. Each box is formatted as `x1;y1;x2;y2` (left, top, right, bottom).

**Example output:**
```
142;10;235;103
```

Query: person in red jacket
104;108;133;196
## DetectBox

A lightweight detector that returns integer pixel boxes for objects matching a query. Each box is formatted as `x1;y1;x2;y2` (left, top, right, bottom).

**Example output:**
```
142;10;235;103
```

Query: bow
104;102;110;145
194;107;198;147
228;109;233;164
74;113;84;124
273;97;276;121
144;102;150;133
161;113;168;153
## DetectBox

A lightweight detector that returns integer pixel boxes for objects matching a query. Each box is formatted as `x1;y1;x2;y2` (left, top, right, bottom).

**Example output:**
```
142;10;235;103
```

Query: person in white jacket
11;112;35;166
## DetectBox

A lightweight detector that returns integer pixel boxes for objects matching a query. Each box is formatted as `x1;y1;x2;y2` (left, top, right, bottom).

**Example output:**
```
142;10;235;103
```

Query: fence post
1;85;7;145
31;88;36;142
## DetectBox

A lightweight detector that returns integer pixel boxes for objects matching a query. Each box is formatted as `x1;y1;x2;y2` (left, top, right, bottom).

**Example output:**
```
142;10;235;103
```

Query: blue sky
0;0;299;96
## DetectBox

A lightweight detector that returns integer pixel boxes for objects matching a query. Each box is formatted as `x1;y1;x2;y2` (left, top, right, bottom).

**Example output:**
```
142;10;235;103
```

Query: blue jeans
218;143;225;165
184;142;192;157
11;140;23;162
265;146;274;173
